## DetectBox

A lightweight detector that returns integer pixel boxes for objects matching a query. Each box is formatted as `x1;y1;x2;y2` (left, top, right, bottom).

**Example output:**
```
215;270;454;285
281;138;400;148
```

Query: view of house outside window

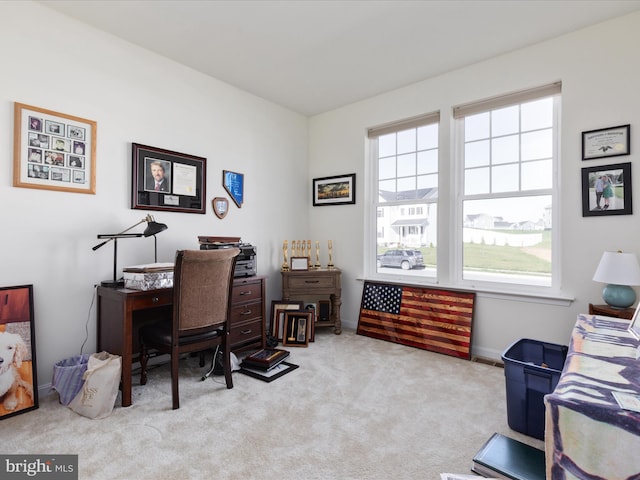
369;83;560;291
375;120;438;277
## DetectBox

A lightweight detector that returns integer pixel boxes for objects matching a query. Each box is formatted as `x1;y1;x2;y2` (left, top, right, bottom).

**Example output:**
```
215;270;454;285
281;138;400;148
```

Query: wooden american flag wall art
357;281;475;359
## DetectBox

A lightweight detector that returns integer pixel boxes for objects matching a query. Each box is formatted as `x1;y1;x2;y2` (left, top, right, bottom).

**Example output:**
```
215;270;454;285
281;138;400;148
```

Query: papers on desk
122;262;174;273
613;391;640;413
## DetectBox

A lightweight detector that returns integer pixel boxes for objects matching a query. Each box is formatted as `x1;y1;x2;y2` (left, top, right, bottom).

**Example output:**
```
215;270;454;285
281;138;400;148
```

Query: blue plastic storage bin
502;338;567;440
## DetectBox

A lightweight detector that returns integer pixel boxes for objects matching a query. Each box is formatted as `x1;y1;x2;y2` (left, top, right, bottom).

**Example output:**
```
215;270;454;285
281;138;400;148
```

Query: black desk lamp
92;214;168;288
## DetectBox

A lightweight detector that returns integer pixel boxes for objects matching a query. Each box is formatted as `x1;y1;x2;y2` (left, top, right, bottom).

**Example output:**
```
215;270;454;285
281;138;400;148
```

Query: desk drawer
230;301;262;323
231;281;262;304
230;318;262;346
286;275;336;290
129;290;173;310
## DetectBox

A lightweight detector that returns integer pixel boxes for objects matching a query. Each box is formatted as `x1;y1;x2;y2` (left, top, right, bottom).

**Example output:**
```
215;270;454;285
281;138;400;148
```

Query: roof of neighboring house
379;188;437;203
391;218;430;227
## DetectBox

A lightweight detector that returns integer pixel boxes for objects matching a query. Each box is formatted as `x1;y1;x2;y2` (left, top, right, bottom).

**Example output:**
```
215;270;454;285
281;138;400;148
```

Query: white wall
0;2;309;390
309;12;640;358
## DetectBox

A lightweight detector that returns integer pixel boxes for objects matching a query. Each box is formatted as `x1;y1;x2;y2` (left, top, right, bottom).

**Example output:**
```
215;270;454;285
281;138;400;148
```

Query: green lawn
379;230;551;275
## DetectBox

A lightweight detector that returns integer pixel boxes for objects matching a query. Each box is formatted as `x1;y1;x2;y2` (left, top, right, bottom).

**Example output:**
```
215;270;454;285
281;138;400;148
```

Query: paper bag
69;351;121;419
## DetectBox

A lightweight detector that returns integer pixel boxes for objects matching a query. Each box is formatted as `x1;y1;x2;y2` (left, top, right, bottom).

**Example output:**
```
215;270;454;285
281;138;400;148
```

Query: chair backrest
172;248;239;336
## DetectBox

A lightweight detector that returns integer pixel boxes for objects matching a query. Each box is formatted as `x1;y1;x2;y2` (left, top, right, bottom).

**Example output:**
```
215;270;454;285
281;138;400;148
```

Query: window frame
453;84;561;295
367;113;439;281
365;83;563;299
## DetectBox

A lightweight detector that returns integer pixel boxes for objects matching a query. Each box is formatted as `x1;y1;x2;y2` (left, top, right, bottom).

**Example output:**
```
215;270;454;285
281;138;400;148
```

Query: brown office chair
139;248;239;409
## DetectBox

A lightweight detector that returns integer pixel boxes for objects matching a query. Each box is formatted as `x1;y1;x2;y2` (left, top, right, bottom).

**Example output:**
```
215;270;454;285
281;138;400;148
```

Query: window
454;83;560;288
368;112;439;278
367;83;561;294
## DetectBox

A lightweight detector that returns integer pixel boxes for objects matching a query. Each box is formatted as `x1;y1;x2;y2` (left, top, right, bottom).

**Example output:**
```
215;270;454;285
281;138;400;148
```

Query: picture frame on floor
282;311;312;347
304;303;316;342
13;103;96;194
270;301;304;341
0;284;38;420
239;361;299;383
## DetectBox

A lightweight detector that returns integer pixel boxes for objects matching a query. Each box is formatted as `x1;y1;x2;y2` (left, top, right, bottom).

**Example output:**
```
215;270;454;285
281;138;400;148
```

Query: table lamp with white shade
592;250;640;309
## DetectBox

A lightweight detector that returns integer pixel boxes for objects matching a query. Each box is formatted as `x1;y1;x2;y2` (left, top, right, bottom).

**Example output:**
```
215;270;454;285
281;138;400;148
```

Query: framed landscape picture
313;173;356;206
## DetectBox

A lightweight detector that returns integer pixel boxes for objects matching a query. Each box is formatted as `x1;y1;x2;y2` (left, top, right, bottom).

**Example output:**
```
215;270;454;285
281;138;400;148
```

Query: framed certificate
582;124;630;160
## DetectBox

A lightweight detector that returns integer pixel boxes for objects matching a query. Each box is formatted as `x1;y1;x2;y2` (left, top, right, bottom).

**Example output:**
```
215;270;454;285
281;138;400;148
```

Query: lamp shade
593;251;640;308
592;251;640;286
144;221;167;237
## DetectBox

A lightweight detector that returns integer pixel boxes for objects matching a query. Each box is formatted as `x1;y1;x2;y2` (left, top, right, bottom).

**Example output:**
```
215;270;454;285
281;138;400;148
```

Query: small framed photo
14;103;96;194
270;301;304;341
581;162;632;216
282;311;312;347
629;304;640;340
0;285;38;420
132;143;206;214
313;173;356;206
290;257;310;271
582;124;630;160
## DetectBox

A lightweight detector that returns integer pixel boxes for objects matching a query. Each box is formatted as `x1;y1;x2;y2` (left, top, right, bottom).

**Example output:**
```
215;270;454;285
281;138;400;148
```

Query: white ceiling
40;0;640;116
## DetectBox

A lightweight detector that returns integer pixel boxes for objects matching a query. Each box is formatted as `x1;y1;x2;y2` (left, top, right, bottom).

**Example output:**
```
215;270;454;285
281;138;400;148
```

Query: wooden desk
588;303;635;320
281;268;342;334
97;276;265;407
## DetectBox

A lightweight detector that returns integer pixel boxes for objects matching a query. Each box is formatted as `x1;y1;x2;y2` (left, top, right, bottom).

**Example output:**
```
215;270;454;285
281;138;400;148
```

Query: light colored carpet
3;328;543;479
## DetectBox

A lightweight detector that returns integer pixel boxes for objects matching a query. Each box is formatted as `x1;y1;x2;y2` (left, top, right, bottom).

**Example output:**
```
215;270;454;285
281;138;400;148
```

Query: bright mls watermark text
0;455;77;479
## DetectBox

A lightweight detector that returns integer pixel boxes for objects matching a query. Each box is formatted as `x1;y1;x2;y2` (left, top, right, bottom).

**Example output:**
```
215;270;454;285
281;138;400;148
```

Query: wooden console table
97;276;265;407
281;268;342;334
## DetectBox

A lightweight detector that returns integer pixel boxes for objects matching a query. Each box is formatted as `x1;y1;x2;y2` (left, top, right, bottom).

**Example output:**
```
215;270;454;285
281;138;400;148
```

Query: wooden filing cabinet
281;268;342;334
230;276;266;352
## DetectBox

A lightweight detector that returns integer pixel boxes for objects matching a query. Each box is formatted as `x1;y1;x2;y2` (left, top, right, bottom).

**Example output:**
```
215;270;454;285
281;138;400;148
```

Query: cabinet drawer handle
239;291;252;296
152;296;160;303
241;329;252;335
304;280;320;284
241;309;252;316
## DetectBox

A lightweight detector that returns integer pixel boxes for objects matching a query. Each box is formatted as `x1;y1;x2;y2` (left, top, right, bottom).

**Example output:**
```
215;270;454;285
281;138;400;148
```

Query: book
471;433;545;480
241;348;290;371
197;235;241;244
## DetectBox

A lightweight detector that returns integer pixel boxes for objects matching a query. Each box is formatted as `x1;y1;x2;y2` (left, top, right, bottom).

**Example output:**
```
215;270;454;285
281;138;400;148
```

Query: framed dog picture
0;285;38;419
